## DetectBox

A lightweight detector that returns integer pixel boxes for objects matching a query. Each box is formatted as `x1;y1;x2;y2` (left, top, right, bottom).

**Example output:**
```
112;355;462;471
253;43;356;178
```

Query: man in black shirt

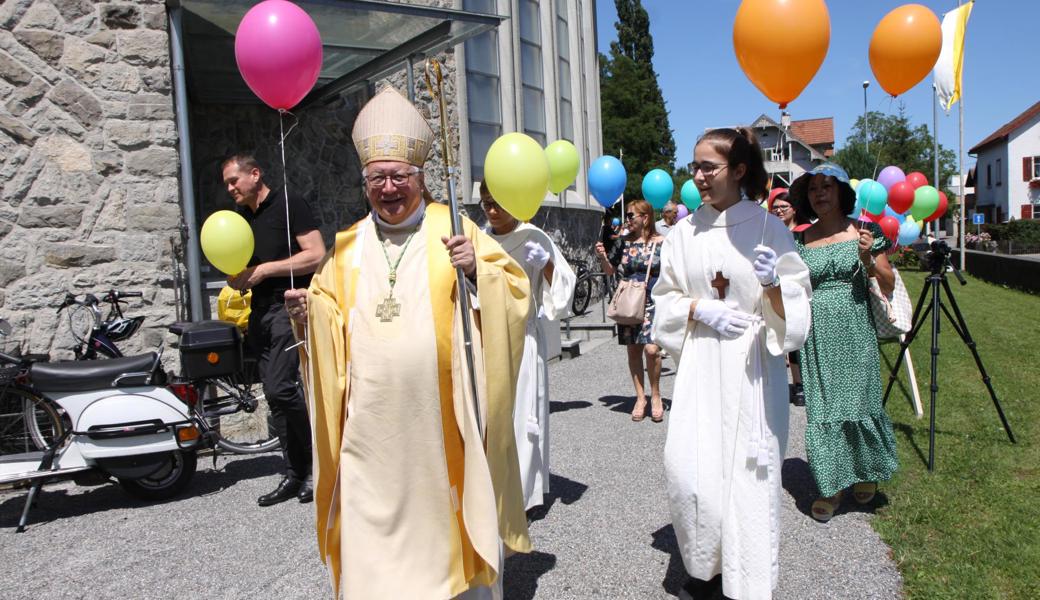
222;154;325;506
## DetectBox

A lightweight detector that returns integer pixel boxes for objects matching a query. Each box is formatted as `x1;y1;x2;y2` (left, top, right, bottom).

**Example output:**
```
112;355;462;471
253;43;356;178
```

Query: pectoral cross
376;295;401;322
711;271;729;300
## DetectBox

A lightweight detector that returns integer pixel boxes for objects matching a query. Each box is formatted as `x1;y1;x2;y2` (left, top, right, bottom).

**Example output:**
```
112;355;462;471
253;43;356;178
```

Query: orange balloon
869;4;942;97
733;0;830;109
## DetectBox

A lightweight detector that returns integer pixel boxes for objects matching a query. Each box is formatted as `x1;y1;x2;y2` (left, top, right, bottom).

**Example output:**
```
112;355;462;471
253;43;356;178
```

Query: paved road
0;339;901;599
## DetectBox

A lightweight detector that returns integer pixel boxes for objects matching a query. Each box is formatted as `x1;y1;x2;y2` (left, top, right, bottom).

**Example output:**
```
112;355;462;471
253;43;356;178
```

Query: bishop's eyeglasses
364;169;423;188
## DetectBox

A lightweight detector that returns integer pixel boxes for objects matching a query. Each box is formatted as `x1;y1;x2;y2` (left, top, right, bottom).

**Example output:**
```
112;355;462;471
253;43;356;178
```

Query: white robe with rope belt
487;222;576;510
651;201;811;600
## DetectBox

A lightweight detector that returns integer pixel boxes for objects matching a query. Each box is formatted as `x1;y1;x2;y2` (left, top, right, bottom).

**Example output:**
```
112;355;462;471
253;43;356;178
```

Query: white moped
0;319;202;532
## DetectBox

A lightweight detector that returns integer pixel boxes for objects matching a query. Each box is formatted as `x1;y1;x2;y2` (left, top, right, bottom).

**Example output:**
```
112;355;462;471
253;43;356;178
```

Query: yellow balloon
484;132;549;221
850;178;861;190
200;210;254;275
545;140;580;194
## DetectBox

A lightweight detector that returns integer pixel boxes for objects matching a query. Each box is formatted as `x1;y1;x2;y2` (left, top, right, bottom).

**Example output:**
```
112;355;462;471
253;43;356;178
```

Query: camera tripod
882;242;1015;471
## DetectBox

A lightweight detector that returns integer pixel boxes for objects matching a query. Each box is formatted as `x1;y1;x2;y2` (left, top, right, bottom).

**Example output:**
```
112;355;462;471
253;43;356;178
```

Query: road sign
972;213;984;225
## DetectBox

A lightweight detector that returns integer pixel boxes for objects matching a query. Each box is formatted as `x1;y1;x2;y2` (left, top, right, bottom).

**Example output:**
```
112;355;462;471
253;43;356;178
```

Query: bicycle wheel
571;275;592;316
202;375;280;455
0;386;64;455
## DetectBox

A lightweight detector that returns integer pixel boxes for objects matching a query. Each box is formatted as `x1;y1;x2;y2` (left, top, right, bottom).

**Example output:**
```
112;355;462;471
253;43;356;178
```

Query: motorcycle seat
30;353;158;392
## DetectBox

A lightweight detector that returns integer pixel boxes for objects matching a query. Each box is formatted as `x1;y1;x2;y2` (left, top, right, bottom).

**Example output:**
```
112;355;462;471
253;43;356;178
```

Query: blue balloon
588;155;627;208
897;218;921;246
857;179;888;216
680;180;702;211
641;169;674;209
884;205;907;223
611;217;621;227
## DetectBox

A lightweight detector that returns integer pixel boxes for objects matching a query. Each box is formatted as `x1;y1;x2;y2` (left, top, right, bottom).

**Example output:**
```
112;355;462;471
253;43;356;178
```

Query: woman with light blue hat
789;162;900;522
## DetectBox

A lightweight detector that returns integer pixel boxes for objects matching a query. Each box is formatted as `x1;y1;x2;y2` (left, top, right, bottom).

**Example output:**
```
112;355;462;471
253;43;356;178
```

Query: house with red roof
706;115;834;187
969;100;1040;222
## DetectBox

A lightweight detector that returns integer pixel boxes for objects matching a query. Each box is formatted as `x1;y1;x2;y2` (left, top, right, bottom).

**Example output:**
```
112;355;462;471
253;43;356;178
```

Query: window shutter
1021;205;1032;220
1025;156;1033;181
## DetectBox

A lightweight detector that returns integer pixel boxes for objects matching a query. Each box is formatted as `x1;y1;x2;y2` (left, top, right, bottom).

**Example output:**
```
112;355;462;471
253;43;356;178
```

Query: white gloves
694;298;757;339
752;244;779;287
524;240;551;270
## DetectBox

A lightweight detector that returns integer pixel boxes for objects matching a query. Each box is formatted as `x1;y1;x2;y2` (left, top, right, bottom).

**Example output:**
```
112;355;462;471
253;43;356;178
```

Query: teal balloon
641;169;674;209
680;180;702;211
857;179;888;216
897;217;921;245
910;185;940;221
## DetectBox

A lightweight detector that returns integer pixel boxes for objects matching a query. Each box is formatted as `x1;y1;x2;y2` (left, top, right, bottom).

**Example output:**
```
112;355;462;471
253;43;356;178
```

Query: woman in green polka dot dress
789;163;900;522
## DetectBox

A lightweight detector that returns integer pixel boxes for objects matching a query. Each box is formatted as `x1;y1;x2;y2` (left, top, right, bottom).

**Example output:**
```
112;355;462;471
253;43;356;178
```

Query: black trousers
247;300;312;482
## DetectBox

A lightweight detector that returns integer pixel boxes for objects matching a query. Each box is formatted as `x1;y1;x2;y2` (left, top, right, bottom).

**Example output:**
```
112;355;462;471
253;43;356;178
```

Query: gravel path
0;338;902;599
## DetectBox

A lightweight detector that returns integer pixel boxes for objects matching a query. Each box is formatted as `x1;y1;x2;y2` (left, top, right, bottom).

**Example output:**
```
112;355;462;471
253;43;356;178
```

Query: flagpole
958;0;966;270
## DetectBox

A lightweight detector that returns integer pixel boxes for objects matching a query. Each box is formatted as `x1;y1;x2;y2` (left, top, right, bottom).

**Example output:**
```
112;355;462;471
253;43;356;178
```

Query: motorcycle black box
178;321;243;379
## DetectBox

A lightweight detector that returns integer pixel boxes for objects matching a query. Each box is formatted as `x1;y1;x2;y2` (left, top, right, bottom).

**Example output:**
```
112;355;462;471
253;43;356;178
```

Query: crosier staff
424;58;484;440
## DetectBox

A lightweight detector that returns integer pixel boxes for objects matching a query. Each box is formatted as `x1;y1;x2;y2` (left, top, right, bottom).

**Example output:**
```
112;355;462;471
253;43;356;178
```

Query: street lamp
862;80;870;153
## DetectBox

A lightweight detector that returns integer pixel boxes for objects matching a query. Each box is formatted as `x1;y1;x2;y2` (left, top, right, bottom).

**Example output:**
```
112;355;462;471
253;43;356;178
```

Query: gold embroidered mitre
351;87;434;167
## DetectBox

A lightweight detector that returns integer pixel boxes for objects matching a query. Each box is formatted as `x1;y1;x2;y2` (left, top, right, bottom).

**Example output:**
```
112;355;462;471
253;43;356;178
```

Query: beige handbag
607;242;656;325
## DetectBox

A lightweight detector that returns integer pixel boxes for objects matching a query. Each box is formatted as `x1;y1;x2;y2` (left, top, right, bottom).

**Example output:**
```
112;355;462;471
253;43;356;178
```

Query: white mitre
351;87;435;167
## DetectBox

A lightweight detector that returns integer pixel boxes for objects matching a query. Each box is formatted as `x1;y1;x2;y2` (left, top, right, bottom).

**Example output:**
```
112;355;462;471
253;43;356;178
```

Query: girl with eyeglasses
651;128;812;599
595;199;666;422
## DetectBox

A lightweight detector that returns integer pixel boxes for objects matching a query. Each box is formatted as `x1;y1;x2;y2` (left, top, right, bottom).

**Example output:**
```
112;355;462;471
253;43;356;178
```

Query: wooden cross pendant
376;294;401;322
710;271;729;300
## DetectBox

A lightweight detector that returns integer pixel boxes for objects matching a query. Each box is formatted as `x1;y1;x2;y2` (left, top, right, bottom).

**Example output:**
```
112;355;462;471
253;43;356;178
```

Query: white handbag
868;267;913;340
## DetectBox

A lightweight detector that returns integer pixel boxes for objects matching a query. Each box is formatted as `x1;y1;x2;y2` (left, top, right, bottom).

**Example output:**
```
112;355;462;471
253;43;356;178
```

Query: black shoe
792;384;805;407
679;575;723;600
258;477;303;507
297;480;313;503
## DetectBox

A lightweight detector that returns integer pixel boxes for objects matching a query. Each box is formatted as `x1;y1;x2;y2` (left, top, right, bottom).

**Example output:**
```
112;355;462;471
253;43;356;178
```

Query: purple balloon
235;0;323;110
877;166;907;191
675;205;689;219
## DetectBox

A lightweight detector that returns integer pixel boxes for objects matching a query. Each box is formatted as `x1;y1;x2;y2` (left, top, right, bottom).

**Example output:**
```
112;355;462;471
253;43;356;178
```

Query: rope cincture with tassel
424;58;485;441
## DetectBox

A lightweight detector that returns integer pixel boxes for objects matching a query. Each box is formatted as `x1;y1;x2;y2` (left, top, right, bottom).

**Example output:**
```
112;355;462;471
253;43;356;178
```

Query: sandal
650;398;664;422
811;491;844;522
853;482;877;504
631;398;647;422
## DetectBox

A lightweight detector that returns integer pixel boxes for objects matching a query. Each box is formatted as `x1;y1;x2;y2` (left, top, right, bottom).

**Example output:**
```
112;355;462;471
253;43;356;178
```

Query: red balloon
888;181;916;214
924;191;948;222
878;215;900;241
905;172;929;189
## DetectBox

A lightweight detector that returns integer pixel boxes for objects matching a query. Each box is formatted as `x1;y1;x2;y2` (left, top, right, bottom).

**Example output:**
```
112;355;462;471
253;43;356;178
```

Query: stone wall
0;0;183;360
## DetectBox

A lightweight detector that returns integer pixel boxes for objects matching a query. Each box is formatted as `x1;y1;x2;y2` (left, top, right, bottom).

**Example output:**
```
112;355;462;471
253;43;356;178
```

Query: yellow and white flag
933;1;974;111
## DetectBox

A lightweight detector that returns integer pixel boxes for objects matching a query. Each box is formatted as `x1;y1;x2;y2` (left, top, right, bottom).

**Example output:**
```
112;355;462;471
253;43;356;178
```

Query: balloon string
870;95;896;180
278;109;299;290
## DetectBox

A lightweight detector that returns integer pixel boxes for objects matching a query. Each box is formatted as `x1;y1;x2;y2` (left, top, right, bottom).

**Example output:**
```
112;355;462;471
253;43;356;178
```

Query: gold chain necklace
374;222;421;323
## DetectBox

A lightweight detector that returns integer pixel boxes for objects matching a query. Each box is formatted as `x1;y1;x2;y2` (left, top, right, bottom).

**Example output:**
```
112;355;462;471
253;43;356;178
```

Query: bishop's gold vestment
298;203;531;599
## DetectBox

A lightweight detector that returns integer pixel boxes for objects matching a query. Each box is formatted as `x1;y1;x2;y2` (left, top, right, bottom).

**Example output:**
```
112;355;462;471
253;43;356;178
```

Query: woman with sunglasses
651;128;812;600
595;200;666;422
769;187;809;406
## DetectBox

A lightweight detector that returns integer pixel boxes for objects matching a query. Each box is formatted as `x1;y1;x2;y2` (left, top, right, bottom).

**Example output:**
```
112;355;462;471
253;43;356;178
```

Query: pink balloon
675;205;689;219
235;0;323;110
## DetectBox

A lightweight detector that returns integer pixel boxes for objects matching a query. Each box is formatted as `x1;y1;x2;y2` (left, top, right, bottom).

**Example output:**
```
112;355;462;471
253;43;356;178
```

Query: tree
600;0;675;200
834;105;957;198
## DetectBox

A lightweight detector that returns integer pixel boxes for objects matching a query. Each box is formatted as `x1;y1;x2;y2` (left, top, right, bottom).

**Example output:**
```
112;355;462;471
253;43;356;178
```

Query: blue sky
595;0;1038;172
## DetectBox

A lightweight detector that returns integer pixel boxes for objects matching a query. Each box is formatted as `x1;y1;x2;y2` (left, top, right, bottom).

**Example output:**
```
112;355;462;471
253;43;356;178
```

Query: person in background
768;187;807;405
223;153;324;507
480;180;576;512
656;201;679;237
595;200;665;422
789;162;899;523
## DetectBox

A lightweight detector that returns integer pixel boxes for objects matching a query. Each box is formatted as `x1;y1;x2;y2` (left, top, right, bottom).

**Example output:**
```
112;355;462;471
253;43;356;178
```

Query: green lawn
874;269;1040;599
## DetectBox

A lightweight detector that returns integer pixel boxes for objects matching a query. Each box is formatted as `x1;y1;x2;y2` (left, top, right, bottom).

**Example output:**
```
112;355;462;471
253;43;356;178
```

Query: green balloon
545;140;580;194
910;185;940;221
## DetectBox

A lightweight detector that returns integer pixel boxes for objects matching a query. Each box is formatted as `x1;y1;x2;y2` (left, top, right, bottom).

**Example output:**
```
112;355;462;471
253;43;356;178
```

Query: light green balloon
545;140;580;194
910;185;940;221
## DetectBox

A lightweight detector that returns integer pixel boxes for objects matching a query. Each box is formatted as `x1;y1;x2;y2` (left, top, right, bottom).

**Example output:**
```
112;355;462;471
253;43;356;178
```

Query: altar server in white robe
480;180;576;511
651;128;812;600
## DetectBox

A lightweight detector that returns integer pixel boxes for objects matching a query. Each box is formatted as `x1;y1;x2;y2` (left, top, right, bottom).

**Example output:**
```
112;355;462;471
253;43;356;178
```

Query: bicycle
0;324;63;455
569;256;617;316
57;290;145;359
